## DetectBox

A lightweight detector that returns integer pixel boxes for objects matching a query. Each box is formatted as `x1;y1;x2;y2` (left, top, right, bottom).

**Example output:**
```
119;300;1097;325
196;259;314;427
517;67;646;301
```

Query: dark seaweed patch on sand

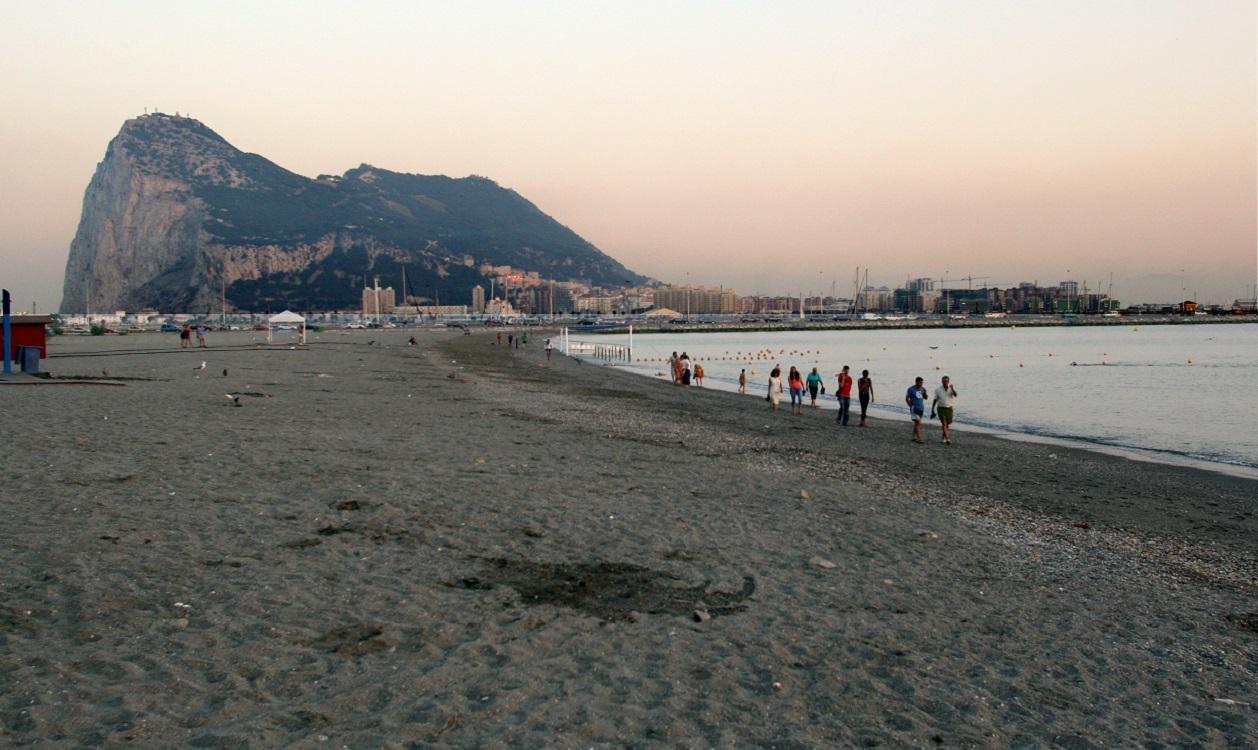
474;558;754;622
1226;612;1258;634
306;624;391;656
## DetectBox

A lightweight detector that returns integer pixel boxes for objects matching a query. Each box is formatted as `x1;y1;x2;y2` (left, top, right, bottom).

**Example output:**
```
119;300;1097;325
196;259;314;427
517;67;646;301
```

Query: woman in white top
767;366;783;411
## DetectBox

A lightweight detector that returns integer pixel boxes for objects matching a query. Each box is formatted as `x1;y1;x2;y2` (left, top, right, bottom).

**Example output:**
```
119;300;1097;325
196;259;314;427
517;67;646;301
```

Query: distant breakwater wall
581;315;1255;336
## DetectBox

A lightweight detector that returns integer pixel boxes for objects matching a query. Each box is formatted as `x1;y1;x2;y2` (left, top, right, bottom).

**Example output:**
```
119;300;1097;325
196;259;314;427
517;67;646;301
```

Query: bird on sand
224;394;241;407
196;361;207;370
222;368;228;377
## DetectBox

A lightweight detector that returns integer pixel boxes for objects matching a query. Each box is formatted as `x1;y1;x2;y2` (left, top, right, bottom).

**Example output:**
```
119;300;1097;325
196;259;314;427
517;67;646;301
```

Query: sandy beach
1;329;1254;748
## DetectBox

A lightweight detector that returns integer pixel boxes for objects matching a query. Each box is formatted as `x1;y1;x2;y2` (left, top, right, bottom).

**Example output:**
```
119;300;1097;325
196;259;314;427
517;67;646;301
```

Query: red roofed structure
5;315;52;362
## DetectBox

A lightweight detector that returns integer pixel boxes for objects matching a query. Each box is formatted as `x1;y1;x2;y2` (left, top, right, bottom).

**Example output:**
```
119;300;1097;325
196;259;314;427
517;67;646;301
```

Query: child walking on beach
738;369;747;394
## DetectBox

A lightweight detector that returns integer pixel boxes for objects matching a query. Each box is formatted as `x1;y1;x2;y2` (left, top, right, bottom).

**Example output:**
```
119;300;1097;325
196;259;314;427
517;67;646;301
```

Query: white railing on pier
561;326;633;363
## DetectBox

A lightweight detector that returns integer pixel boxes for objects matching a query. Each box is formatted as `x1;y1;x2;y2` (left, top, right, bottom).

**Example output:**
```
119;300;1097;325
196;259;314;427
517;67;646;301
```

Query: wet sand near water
1;330;1254;747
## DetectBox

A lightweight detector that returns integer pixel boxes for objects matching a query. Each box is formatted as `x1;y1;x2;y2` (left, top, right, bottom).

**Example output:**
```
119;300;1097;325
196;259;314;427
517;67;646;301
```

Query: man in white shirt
931;375;959;444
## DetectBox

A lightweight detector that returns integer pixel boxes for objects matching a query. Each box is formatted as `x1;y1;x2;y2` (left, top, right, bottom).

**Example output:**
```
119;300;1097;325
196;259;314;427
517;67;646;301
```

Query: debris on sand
809;556;836;569
306;624;391;656
279;538;321;549
435;713;463;737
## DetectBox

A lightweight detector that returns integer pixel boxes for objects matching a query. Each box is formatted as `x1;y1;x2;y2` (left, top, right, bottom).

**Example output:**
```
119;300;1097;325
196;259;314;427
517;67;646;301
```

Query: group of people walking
495;331;528;348
905;375;958;444
763;365;957;443
667;352;705;387
179;324;207;348
764;364;875;425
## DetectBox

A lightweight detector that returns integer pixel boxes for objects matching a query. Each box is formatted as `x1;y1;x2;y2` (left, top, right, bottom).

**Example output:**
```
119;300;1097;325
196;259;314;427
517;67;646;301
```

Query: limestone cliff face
61;139;209;313
60;114;644;312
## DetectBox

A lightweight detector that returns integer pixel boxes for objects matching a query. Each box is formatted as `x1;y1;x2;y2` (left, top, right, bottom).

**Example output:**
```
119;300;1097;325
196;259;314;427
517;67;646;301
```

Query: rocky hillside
60;114;643;312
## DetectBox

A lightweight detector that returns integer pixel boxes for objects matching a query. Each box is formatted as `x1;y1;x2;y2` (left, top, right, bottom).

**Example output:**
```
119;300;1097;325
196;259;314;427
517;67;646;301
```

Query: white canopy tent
267;310;307;345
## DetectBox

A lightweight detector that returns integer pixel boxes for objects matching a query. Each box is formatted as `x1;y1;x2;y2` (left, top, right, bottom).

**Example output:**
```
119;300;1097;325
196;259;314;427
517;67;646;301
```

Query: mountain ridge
60;114;644;312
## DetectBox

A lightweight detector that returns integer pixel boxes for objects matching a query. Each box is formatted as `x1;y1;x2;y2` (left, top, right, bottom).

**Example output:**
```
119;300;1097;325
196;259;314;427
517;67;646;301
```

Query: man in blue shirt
905;376;928;444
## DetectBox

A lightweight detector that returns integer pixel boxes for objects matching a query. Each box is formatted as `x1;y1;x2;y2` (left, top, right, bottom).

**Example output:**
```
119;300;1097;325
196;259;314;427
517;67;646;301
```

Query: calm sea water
587;323;1258;476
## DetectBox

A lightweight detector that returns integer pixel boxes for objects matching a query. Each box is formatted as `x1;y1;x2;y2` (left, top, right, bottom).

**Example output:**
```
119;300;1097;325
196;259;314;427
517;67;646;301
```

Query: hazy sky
2;1;1254;310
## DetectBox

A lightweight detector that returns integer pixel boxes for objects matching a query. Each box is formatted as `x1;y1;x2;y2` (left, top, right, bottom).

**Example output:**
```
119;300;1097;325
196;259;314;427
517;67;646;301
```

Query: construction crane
934;275;992;290
931;275;993;315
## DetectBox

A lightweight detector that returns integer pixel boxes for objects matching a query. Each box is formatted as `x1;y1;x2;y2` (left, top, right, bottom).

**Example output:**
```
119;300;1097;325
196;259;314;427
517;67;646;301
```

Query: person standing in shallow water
931;375;958;444
905;376;928;444
738;369;747;394
680;352;693;386
805;367;823;408
669;352;681;384
857;369;875;427
835;365;854;425
767;366;783;411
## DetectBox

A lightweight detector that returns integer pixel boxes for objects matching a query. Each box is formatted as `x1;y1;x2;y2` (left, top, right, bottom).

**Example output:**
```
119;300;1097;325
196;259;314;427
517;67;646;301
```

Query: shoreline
520;334;1255;554
572;315;1257;336
596;355;1258;482
2;329;1253;747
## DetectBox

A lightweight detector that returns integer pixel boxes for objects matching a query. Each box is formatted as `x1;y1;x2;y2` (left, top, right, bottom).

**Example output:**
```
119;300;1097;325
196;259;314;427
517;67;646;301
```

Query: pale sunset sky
1;1;1254;310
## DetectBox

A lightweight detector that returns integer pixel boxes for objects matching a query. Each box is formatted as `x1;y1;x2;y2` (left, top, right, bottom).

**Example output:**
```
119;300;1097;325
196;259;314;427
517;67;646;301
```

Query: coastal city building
654;286;737;315
361;278;396;317
485;298;516;316
471;284;486;313
575;295;618;314
857;286;895;312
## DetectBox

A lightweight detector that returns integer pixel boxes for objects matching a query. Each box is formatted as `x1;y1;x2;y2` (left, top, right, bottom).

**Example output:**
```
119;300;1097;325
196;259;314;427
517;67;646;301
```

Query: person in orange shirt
835;365;854;425
787;366;805;414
